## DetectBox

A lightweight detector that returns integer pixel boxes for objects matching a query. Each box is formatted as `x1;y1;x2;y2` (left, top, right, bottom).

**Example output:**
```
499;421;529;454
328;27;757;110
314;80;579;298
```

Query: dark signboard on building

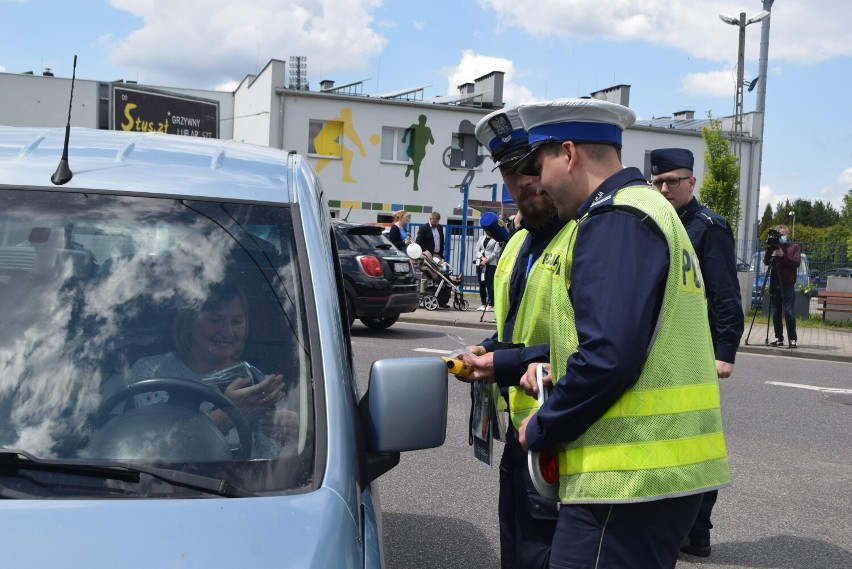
112;86;219;138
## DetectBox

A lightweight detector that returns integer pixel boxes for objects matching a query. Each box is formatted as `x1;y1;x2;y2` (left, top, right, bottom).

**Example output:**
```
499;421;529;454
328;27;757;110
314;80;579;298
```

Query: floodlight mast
720;3;773;261
719;9;770;166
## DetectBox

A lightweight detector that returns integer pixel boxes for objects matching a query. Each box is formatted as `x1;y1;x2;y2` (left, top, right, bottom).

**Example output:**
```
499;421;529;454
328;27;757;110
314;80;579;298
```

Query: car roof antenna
342;206;352;221
51;55;77;186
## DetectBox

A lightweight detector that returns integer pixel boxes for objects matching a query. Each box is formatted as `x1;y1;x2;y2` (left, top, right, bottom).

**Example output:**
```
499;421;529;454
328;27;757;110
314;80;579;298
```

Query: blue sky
2;0;850;215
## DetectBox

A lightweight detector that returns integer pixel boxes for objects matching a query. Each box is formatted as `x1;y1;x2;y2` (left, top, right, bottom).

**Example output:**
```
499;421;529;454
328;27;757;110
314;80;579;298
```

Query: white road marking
413;347;453;355
766;381;852;395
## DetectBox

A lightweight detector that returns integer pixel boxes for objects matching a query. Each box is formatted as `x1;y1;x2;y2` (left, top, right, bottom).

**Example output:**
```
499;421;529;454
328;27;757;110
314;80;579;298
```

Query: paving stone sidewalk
397;305;852;364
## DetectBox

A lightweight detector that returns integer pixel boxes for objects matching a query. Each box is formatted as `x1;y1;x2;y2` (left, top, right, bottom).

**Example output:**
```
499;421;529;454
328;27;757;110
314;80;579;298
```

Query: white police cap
513;98;636;175
518;98;635;148
474;106;528;169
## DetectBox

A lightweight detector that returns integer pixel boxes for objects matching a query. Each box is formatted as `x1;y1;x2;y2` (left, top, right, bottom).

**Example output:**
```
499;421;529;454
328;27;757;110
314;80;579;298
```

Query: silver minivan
0;126;447;567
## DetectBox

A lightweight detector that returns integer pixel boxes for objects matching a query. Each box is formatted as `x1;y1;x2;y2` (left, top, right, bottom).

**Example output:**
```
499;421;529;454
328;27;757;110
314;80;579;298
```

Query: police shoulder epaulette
696;206;726;228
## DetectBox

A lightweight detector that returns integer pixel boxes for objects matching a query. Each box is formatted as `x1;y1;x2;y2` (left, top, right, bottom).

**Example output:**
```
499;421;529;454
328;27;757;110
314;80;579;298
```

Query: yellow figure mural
313;108;367;183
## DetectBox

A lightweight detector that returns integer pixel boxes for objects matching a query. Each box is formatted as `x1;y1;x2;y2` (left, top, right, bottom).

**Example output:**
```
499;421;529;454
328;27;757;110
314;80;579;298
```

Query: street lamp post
719;8;770;259
719;9;770;166
789;211;795;241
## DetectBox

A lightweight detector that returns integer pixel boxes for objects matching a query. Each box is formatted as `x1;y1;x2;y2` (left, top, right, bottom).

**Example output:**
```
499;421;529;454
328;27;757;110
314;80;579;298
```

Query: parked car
333;219;419;329
810;267;852;291
750;250;810;308
0;125;448;568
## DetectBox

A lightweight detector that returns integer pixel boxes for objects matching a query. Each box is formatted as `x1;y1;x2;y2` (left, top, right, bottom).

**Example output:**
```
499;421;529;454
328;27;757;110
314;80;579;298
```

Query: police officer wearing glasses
512;99;730;569
651;148;744;558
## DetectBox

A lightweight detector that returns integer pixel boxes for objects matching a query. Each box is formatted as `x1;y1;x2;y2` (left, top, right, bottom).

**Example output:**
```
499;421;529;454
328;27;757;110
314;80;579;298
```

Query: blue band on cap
528;121;623;148
488;128;526;153
489;127;528;165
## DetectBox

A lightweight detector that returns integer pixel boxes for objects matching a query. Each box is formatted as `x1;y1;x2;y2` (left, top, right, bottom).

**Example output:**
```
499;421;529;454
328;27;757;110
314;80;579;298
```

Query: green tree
698;116;741;237
839;190;852;262
840;189;852;230
758;203;774;237
809;200;839;227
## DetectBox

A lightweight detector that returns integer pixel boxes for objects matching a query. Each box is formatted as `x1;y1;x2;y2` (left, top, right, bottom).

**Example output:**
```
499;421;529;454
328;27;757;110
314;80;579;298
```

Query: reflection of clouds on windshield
1;258;101;456
0;204;236;458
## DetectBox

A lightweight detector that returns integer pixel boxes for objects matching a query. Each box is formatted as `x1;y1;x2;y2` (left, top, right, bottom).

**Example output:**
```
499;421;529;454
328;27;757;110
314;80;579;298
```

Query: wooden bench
815;290;852;321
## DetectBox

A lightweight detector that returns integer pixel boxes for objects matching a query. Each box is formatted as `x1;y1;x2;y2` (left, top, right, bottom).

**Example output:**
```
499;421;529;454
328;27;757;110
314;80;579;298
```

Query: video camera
766;228;781;250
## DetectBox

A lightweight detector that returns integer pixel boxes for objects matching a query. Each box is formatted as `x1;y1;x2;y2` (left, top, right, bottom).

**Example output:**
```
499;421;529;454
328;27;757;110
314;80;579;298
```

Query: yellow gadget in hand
442;356;472;377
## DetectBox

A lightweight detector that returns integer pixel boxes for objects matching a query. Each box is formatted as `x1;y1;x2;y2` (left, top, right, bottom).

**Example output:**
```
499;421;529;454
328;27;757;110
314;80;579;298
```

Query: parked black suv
333;220;419;329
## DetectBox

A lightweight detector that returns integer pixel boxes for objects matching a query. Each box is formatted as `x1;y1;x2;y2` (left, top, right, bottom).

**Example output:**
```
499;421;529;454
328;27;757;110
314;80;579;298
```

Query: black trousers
498;424;558;569
770;284;797;342
479;264;497;306
549;493;702;569
687;490;718;541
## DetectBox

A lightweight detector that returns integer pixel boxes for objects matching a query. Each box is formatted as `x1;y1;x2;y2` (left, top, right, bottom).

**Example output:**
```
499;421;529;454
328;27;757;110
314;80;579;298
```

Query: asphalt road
350;320;852;569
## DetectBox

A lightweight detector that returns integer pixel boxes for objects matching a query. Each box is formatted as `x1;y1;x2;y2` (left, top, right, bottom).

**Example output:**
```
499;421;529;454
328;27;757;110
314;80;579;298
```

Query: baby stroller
418;253;469;312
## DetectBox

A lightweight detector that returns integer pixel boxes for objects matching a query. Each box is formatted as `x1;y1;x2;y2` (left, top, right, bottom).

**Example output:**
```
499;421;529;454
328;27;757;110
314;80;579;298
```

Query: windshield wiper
0;449;253;498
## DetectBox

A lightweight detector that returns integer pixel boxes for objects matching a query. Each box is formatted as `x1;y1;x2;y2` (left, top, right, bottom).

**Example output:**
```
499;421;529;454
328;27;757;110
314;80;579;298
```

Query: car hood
0;488;361;568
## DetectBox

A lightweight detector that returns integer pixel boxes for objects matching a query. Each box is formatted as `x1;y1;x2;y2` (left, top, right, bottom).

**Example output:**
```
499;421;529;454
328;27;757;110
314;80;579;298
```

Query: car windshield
0;188;314;496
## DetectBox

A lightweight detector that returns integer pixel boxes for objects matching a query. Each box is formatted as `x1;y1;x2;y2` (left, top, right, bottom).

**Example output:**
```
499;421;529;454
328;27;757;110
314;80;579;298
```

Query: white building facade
0;62;760;259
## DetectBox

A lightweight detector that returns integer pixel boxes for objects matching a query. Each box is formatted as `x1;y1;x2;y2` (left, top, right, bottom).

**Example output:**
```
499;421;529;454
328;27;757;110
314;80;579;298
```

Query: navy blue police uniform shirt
679;197;743;364
526;167;672;452
480;216;567;387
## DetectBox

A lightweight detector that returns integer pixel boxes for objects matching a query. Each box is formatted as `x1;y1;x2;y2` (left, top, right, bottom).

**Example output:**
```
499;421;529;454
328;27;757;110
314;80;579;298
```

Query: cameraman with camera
763;224;801;348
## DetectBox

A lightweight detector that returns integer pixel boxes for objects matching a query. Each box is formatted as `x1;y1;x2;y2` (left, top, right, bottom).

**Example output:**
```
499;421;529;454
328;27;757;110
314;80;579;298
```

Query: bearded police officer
454;106;568;568
513;99;731;569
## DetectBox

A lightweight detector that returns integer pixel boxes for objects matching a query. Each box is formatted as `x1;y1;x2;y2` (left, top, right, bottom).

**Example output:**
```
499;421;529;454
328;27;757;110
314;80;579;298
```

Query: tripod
744;255;785;345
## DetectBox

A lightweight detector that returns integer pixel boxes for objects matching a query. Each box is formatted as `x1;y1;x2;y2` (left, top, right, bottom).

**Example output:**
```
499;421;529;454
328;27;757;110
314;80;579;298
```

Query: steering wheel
92;378;253;460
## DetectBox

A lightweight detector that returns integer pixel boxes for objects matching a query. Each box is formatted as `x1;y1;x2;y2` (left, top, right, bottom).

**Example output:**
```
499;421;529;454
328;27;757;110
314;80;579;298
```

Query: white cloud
681;70;736;98
412;20;425;30
758;184;776;214
215;80;240;92
762;176;850;213
105;0;386;88
477;0;852;65
759;184;799;214
444;50;538;107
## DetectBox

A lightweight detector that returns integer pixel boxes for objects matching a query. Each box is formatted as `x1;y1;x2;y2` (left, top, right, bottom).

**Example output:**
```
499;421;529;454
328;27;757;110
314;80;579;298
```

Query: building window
308;119;343;157
380;127;413;164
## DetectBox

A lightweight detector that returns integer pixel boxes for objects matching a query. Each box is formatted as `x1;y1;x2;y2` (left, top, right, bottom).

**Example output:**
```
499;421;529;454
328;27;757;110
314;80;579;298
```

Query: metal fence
739;238;851;278
409;222;490;294
408;224;851;294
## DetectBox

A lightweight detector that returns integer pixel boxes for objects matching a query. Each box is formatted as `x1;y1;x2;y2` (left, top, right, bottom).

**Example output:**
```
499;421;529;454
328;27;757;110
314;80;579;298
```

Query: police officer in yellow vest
458;106;569;568
512;99;730;569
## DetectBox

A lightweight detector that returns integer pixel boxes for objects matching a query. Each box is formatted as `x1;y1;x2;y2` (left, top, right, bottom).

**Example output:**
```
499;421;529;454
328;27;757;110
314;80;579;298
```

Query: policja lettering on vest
513;98;730;569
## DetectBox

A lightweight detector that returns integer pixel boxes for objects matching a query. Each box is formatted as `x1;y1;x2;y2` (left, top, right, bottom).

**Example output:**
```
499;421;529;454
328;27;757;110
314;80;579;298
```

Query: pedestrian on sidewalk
474;227;502;311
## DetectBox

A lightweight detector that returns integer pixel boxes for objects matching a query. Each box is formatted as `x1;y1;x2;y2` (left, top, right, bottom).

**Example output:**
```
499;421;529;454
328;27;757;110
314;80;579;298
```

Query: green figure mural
402;114;434;191
314;107;367;183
